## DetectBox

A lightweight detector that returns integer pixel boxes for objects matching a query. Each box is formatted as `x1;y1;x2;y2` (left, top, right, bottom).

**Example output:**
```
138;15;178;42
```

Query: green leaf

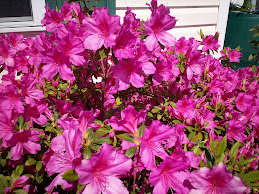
234;158;257;166
205;105;214;111
25;158;37;166
230;141;240;165
99;50;106;59
92;131;107;139
151;107;160;113
15;165;24;175
179;64;185;73
252;65;257;73
125;146;137;158
204;148;215;169
116;133;135;143
17;116;24;129
36;161;42;171
10;172;20;185
168;101;177;108
138;124;145;138
242;171;259;182
61;170;79;182
14;189;28;194
204;122;209;127
147;112;153;118
0;159;6;167
83;147;92;159
216;135;227;157
216;153;225;163
94;137;112;145
209;138;216;156
252;32;259;37
0;174;8;188
116;97;122;106
173;120;182;124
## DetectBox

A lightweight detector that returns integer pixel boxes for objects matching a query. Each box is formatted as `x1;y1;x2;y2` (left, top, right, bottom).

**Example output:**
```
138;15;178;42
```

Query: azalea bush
0;0;259;193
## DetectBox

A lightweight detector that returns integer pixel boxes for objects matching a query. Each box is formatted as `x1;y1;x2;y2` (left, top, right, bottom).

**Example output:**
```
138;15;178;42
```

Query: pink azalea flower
45;128;82;191
58;34;86;66
144;0;176;50
20;75;44;105
113;30;136;60
189;162;250;194
8;33;27;51
0;40;16;67
174;37;190;55
168;98;197;121
0;85;24;113
140;120;174;170
41;5;64;32
110;105;146;136
226;120;247;142
202;35;220;52
235;92;254;112
0;110;15;146
112;59;145;90
76;143;132;194
122;7;142;34
4;129;41;160
152;60;174;86
42;48;74;80
149;157;191;194
78;109;100;134
220;47;242;63
83;8;121;50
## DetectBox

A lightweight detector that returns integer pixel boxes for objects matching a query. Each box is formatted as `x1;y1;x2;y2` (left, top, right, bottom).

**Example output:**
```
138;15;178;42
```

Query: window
0;0;46;33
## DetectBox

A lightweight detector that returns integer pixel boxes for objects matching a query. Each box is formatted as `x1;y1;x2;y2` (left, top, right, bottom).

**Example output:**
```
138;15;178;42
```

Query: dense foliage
0;1;258;193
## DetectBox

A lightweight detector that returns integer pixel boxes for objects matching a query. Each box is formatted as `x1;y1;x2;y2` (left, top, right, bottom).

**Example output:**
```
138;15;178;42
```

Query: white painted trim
216;0;230;50
0;0;46;33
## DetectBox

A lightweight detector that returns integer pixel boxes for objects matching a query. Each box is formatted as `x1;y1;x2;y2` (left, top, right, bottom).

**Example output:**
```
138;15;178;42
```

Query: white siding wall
116;0;220;40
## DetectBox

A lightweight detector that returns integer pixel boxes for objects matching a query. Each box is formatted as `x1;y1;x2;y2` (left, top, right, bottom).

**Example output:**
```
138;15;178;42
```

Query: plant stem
100;59;107;120
133;146;140;194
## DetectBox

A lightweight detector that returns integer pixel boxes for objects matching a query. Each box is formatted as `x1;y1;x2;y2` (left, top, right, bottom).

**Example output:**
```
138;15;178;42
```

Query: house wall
116;0;221;41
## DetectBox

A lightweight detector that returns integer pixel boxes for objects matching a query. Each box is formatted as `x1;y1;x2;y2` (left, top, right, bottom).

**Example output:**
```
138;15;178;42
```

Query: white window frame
0;0;46;33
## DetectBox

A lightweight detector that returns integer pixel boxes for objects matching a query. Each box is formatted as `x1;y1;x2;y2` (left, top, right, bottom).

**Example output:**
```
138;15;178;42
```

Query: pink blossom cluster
0;0;258;193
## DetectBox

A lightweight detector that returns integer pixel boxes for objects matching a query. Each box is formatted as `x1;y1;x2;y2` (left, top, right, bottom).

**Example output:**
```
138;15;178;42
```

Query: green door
45;0;116;15
224;11;259;68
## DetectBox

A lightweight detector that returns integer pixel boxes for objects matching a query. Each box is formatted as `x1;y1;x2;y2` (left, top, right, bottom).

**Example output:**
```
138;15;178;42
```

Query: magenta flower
122;7;142;34
8;33;27;51
41;5;64;32
140;120;174;170
149;157;191;194
110;105;146;136
220;47;243;63
202;35;220;52
76;143;132;194
58;34;86;66
112;59;145;90
169;98;197;121
42;48;74;80
45;128;82;176
144;0;176;51
4;129;41;160
189;162;250;194
0;110;14;146
45;128;82;191
113;30;136;60
83;8;121;50
235;92;254;112
78;109;100;134
0;85;24;113
0;40;16;67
